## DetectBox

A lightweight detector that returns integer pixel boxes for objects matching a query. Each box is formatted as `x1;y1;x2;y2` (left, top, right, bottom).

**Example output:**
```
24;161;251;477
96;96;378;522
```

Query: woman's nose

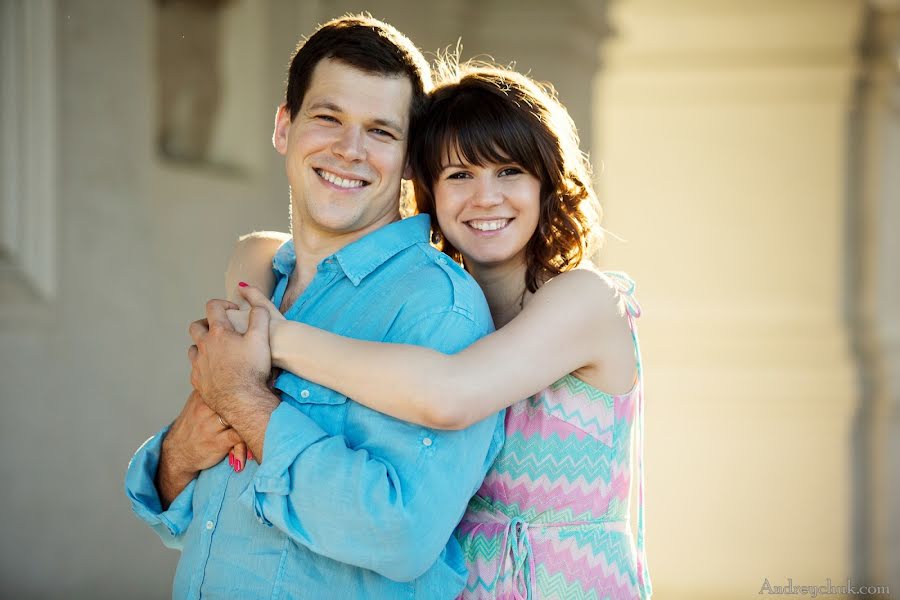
470;177;503;207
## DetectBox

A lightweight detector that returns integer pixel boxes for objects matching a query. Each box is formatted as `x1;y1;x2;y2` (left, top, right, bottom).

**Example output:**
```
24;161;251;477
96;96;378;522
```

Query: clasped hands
163;285;285;483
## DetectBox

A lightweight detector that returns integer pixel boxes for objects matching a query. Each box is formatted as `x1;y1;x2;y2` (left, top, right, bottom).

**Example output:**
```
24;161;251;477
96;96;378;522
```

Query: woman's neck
468;255;531;329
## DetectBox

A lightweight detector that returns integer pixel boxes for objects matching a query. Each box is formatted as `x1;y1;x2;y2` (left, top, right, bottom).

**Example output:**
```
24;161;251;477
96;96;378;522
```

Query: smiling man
125;15;503;599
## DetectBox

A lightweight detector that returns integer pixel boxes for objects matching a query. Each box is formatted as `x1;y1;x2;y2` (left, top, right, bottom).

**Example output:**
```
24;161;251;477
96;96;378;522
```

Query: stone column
596;1;862;597
853;0;900;592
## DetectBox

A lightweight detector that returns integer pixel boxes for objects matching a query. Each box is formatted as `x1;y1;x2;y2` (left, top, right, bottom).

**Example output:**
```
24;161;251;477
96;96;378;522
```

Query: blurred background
0;0;897;598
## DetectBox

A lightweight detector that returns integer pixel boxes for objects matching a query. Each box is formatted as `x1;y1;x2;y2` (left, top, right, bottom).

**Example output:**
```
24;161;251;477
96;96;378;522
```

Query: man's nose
332;126;366;162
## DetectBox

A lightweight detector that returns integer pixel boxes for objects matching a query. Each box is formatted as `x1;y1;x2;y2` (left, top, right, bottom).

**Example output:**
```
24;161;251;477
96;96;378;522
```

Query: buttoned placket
188;465;232;598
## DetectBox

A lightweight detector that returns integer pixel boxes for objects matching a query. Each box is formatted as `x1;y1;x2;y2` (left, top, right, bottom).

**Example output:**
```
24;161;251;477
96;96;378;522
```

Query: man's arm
124;391;243;547
188;302;277;460
190;302;502;581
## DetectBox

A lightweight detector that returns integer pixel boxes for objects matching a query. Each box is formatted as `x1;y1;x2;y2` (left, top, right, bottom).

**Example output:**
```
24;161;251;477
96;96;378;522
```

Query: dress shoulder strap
602;271;652;598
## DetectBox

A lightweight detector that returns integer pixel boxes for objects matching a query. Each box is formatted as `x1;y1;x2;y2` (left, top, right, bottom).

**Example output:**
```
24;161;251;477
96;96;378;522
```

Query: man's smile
314;167;370;189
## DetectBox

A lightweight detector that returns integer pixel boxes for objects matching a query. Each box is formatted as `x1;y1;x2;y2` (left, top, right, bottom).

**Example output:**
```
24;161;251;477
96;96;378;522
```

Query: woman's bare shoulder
537;266;625;321
234;231;291;258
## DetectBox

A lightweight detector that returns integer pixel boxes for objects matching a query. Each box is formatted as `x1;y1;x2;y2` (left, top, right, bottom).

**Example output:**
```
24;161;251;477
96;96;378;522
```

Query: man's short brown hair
285;14;432;137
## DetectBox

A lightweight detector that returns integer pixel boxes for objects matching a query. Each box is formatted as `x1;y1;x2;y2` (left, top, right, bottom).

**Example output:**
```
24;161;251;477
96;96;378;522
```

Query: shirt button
300;389;310;399
422;437;433;447
205;520;214;530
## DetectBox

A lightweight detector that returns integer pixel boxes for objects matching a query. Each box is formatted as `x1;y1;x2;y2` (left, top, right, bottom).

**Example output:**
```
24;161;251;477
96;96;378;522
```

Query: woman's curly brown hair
410;61;601;293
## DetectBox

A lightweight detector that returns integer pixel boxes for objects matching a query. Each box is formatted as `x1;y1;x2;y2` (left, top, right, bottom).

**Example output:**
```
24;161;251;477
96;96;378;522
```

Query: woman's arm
237;268;636;430
224;231;291;304
221;231;290;471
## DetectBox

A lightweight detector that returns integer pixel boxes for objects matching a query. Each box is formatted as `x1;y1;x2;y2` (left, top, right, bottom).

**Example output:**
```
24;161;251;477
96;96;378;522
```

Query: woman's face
433;152;541;271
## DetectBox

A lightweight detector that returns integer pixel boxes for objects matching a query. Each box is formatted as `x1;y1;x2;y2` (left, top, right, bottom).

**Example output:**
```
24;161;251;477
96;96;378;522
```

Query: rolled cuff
124;426;195;537
239;402;327;525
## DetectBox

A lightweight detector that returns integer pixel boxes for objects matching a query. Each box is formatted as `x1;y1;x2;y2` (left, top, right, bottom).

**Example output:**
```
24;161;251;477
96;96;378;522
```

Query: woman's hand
227;283;285;336
228;440;254;473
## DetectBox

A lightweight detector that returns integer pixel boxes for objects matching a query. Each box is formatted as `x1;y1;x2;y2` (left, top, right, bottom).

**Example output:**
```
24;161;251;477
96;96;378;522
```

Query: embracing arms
229;234;637;430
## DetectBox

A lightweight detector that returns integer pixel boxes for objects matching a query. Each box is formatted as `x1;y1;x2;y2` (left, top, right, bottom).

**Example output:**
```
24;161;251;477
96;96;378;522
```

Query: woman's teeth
467;219;510;232
316;169;367;189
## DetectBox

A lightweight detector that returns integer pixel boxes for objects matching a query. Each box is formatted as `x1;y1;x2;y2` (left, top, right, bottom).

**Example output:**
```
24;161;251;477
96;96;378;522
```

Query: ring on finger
217;414;229;428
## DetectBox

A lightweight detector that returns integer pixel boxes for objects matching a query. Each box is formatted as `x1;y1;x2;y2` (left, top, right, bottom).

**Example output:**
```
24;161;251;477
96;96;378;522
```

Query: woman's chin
459;247;525;270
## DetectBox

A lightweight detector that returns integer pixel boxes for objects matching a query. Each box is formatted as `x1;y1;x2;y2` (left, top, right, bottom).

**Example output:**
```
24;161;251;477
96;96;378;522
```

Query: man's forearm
156;436;197;510
212;385;280;462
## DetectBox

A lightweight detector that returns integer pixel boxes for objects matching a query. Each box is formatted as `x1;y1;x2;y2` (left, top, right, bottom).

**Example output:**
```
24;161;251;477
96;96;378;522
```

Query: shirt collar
271;214;431;286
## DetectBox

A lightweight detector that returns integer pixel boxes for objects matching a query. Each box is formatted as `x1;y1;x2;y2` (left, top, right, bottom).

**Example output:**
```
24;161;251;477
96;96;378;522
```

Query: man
125;15;503;599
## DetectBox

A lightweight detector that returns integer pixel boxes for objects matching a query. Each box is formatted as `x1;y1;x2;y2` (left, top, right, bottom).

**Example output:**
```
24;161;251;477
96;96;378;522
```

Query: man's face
274;59;413;242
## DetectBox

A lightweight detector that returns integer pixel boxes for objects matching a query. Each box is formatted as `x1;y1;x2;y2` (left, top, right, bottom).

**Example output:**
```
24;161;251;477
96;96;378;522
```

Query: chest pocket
273;371;348;436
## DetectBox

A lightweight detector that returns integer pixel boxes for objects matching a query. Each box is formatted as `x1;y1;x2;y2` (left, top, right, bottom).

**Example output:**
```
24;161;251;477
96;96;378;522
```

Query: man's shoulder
375;242;492;332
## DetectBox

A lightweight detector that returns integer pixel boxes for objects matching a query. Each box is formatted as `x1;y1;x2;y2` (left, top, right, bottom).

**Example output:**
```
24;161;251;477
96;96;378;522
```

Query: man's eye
370;128;396;140
316;115;339;123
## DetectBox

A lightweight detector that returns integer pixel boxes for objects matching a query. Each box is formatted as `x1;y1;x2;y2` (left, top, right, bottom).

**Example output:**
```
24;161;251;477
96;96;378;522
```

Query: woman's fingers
237;283;284;321
226;308;251;334
230;441;247;473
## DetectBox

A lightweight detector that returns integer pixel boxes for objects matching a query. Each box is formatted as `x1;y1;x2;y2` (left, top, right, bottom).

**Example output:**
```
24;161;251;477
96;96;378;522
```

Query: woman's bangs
427;91;543;179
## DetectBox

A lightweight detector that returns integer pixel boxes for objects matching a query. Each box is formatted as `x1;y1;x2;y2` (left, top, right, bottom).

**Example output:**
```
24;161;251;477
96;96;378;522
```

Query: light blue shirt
125;215;504;599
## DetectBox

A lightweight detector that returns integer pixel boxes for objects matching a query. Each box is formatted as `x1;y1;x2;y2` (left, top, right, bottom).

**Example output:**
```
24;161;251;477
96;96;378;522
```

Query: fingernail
238;281;248;288
229;452;234;467
236;460;243;472
247;450;254;461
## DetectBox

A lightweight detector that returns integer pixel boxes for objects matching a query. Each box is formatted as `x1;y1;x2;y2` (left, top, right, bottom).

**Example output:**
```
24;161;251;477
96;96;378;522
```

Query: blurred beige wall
0;0;896;598
597;1;898;598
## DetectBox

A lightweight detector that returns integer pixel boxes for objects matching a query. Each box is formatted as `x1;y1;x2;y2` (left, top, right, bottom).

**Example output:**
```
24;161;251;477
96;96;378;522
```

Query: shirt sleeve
239;309;504;582
124;425;195;550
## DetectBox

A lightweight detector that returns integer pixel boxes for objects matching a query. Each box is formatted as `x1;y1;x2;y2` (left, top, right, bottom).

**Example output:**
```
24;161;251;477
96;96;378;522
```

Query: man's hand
189;300;280;460
189;300;272;411
157;390;243;509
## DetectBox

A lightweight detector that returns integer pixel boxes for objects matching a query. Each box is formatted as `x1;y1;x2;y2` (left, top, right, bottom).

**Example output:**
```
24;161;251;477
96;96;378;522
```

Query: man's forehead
302;59;412;126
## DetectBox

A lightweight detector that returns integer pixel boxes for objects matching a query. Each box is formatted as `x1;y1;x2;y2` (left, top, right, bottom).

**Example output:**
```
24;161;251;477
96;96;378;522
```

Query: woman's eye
499;167;523;177
447;171;472;180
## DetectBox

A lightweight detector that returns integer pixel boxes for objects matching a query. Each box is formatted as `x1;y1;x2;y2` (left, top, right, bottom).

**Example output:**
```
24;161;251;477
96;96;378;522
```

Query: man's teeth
317;169;367;189
467;219;510;232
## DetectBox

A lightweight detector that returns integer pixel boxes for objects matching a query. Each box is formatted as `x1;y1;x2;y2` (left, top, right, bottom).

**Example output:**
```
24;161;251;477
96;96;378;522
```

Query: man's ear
272;103;291;155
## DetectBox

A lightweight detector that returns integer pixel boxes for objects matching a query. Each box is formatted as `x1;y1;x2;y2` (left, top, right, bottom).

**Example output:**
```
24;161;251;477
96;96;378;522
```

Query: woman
225;63;650;599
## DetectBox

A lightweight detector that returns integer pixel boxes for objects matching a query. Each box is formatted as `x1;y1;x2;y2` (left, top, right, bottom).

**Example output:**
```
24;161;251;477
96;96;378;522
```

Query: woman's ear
402;161;413;180
272;103;291;155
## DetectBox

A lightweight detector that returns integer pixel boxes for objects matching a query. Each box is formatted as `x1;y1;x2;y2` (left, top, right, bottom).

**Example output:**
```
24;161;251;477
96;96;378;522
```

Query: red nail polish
228;453;234;467
247;450;254;461
237;460;243;472
238;281;248;288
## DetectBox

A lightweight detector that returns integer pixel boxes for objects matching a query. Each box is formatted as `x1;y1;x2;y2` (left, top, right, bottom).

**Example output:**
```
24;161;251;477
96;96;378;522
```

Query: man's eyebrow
371;117;404;133
307;100;404;133
307;101;343;113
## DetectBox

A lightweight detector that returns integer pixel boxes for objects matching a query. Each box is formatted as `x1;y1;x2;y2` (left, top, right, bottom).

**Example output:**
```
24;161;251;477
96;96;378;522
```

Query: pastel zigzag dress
456;272;651;600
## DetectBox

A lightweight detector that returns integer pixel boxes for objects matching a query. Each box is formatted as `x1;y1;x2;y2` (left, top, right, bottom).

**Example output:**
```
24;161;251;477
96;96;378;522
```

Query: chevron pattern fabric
455;273;650;599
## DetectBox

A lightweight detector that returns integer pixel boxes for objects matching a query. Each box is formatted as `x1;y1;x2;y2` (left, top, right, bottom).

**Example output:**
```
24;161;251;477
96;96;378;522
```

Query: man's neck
283;213;400;310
